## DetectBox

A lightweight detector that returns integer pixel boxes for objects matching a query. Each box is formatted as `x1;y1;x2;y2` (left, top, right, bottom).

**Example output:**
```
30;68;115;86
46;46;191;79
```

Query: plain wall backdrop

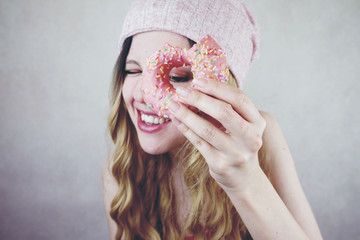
0;0;359;239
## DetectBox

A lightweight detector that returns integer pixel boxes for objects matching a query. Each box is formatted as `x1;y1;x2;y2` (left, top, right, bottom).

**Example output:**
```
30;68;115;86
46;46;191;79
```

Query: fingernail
176;86;191;98
168;101;180;113
192;78;207;88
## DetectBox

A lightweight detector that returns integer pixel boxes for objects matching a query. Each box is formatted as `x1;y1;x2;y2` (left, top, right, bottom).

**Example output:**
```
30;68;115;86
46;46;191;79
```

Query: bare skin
103;31;323;239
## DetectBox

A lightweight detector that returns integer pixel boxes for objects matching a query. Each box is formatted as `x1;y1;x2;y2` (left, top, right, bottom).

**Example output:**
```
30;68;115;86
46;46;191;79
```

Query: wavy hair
107;37;270;240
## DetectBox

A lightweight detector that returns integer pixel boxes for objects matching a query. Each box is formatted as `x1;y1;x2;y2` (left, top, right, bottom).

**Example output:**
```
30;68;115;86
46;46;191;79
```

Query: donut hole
169;66;193;86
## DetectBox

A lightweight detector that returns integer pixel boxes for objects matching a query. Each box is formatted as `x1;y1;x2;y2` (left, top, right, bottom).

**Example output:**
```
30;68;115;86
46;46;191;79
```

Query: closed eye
125;70;142;76
169;74;192;83
169;66;192;83
125;59;142;77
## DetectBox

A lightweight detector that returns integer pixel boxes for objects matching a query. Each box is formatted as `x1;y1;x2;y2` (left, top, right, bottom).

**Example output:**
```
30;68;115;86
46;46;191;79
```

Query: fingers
172;117;216;160
191;77;262;124
169;77;266;157
176;85;247;135
169;101;229;151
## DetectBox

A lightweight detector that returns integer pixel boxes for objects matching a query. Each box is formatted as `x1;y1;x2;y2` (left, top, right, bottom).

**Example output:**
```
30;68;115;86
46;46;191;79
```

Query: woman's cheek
122;78;130;102
122;76;139;104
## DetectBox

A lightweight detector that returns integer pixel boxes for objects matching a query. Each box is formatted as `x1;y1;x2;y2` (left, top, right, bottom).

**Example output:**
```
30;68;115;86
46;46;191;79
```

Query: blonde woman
102;0;323;239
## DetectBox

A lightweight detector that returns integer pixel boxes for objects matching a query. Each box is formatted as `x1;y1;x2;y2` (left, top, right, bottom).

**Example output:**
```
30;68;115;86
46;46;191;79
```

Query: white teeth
141;112;169;125
148;115;154;124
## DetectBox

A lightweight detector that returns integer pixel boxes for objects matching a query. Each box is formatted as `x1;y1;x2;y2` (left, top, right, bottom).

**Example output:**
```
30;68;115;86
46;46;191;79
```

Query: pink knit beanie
118;0;260;88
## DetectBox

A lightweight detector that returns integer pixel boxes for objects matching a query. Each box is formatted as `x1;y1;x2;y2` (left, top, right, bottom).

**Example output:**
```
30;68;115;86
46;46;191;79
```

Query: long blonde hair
107;37;270;239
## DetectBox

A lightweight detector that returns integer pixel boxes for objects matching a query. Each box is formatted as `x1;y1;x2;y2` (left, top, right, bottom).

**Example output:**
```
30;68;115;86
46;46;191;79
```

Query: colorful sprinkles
141;35;229;117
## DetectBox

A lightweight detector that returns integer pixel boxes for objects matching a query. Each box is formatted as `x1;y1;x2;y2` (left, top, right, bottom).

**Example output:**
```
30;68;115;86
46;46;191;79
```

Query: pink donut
141;35;229;118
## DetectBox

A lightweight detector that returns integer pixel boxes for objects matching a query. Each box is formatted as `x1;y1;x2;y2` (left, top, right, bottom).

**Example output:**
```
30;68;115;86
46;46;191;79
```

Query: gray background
0;0;359;239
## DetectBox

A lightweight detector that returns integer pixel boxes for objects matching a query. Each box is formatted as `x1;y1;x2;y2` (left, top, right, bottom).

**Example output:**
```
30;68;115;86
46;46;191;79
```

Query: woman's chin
141;146;166;155
138;140;168;155
138;137;186;156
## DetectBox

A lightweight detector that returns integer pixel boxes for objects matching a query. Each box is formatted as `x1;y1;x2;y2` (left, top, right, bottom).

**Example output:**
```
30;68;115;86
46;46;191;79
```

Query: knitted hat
118;0;260;88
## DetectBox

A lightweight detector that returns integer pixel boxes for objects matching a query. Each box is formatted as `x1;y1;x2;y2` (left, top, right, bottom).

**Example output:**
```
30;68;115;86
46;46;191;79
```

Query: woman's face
122;31;192;155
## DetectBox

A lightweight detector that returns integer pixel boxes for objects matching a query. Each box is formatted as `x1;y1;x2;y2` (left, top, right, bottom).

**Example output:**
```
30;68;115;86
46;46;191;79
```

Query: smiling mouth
140;112;171;125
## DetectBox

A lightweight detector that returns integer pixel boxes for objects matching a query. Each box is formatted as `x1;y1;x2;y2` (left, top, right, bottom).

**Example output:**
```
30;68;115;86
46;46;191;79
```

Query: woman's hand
168;77;266;193
168;78;324;240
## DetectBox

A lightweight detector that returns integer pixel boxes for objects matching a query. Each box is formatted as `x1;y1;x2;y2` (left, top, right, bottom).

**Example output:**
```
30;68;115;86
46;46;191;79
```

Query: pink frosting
141;35;229;117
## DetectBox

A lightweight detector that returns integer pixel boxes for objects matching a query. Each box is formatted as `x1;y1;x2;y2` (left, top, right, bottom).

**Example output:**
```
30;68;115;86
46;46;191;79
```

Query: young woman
103;0;323;239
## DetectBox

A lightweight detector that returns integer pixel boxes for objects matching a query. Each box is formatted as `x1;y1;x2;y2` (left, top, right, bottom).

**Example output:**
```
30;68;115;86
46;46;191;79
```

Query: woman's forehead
127;31;191;64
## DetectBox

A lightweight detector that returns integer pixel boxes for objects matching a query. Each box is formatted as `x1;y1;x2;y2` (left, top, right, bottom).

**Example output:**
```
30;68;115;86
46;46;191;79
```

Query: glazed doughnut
141;35;229;118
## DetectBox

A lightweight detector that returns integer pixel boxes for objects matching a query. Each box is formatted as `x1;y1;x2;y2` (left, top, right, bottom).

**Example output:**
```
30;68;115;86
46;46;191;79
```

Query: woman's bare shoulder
102;154;119;207
102;154;119;240
259;111;323;239
259;111;291;161
102;155;116;187
259;111;279;135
